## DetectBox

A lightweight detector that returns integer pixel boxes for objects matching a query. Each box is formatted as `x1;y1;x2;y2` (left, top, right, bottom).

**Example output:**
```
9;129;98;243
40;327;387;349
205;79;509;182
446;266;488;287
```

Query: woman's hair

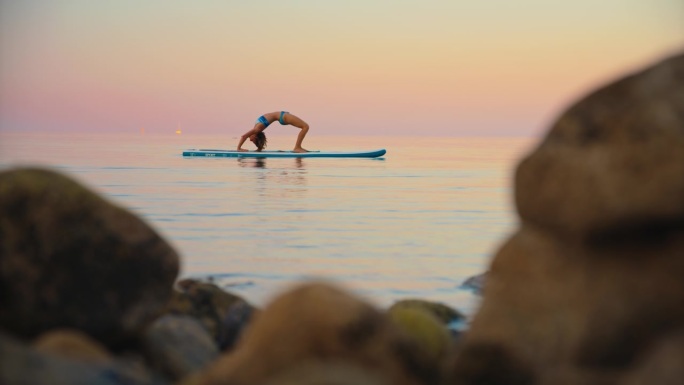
254;132;267;151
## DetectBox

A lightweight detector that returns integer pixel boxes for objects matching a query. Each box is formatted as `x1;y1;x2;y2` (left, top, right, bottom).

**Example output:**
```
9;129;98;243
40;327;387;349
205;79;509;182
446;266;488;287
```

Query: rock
167;279;256;350
141;315;219;382
387;306;453;364
515;52;684;244
0;330;167;385
450;52;684;384
194;281;442;385
622;332;684;385
460;273;487;295
262;362;389;385
33;329;112;364
0;168;179;347
448;342;535;385
220;299;255;348
388;299;465;324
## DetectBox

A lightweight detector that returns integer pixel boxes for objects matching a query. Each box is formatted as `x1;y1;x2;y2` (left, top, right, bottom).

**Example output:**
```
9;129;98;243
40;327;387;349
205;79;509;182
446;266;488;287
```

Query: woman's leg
283;113;309;152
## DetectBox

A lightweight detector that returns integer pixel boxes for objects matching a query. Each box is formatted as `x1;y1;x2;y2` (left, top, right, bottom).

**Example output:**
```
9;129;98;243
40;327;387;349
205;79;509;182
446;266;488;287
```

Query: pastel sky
1;1;682;137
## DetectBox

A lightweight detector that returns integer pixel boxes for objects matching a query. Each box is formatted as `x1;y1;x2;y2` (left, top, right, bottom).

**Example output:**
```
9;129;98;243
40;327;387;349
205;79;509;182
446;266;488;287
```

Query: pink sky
1;1;682;137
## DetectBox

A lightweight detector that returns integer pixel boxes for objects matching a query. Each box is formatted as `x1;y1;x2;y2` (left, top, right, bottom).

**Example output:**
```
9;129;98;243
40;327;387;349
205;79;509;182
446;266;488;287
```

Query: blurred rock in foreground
389;299;465;325
450;52;684;384
0;167;179;348
141;314;219;381
194;282;448;385
0;330;165;385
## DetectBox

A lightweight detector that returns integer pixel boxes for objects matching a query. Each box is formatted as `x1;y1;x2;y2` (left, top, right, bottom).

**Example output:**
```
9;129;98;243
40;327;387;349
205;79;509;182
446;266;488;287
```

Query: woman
237;111;309;153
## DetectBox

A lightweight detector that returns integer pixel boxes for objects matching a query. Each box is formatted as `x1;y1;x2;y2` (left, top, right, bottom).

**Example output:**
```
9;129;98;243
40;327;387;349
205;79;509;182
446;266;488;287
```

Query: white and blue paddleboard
182;148;386;158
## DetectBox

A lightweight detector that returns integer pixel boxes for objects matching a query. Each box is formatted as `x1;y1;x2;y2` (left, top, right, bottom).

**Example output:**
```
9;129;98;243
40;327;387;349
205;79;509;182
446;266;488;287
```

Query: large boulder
516;52;684;243
194;282;442;385
0;167;179;347
451;52;684;384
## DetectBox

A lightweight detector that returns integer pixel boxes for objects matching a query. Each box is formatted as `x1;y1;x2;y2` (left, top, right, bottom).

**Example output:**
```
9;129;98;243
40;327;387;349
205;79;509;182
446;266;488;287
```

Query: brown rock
515;52;684;244
0;167;179;347
450;52;684;384
623;332;684;385
195;282;441;385
262;362;388;385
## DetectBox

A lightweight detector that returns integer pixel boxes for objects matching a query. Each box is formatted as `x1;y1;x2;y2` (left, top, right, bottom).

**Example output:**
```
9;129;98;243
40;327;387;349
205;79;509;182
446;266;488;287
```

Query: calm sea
0;132;535;317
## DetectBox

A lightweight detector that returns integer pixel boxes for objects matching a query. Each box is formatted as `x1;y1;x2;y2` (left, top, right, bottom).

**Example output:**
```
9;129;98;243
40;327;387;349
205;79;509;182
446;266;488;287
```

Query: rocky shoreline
2;51;683;384
1;273;466;385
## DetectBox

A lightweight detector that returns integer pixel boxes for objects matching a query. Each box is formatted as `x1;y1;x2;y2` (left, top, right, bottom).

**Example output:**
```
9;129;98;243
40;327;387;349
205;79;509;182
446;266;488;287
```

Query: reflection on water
0;132;535;315
237;157;304;170
238;157;308;199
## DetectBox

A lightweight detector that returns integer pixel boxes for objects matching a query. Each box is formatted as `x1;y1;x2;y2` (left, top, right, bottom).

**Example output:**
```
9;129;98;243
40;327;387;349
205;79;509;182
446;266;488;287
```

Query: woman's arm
237;133;251;151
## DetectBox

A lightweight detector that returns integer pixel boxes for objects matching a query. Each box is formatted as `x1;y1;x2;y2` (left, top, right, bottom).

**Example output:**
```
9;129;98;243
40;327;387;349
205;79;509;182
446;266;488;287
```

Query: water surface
0;132;535;316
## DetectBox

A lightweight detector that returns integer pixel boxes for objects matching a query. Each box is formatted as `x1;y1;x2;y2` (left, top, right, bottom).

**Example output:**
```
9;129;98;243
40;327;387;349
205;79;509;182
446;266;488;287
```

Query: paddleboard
182;149;386;158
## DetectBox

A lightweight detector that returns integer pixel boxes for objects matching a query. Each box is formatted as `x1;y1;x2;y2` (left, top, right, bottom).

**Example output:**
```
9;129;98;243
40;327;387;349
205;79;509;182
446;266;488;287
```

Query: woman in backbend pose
237;111;309;153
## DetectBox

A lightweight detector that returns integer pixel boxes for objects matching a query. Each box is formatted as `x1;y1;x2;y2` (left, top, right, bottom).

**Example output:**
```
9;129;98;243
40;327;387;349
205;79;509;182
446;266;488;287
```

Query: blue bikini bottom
279;111;289;125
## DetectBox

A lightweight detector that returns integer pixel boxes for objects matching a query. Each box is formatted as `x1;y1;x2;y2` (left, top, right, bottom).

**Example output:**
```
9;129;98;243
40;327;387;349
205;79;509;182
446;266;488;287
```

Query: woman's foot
293;147;309;153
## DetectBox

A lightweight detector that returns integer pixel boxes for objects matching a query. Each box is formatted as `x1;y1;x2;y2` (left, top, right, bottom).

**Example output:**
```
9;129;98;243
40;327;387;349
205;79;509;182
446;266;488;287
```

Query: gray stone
0;331;167;385
141;315;219;382
167;279;256;351
460;273;487;295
